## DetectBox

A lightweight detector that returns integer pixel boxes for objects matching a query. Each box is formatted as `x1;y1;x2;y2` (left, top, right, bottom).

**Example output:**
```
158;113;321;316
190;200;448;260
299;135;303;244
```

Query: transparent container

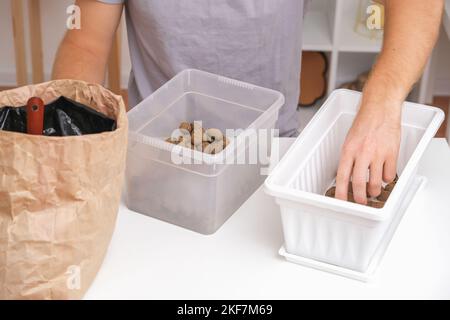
265;89;444;272
125;69;284;234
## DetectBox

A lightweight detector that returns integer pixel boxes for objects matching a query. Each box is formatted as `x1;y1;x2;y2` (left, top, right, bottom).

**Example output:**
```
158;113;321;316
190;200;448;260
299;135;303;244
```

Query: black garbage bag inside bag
0;96;116;136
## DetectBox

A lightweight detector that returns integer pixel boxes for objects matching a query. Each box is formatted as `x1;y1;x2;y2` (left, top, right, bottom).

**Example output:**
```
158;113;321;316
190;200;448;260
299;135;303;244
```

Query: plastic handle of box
26;97;45;135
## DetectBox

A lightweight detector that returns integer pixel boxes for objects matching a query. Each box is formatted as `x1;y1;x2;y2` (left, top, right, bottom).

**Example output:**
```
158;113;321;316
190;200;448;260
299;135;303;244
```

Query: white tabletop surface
85;138;450;300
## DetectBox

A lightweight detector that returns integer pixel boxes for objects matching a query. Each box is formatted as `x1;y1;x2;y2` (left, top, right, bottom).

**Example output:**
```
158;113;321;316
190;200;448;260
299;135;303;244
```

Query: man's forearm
52;36;108;84
52;0;123;84
363;0;444;107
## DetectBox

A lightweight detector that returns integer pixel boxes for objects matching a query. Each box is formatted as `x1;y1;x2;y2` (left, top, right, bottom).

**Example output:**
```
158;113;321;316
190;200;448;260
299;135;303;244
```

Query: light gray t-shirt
100;0;304;136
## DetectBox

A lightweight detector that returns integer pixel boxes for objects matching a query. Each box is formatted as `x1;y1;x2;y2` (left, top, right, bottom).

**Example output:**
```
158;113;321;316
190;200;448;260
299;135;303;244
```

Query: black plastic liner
0;96;116;136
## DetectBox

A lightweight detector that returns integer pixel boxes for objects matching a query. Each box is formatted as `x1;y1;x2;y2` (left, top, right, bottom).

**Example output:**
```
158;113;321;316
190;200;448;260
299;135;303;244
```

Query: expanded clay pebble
384;174;399;192
178;139;192;148
177;132;192;146
347;193;356;203
325;186;336;198
165;128;191;146
377;188;390;202
192;126;204;146
201;141;210;152
204;141;223;155
165;137;177;144
223;137;229;149
167;122;229;154
179;121;193;133
368;200;385;208
204;128;223;143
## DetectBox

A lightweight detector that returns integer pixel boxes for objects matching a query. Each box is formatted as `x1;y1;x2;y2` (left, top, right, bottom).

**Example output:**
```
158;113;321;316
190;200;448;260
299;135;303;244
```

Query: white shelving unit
302;9;334;51
300;0;431;105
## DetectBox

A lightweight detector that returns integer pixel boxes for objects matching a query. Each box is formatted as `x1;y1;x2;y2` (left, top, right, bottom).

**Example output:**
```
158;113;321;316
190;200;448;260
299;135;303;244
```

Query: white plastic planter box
265;89;444;274
126;69;284;234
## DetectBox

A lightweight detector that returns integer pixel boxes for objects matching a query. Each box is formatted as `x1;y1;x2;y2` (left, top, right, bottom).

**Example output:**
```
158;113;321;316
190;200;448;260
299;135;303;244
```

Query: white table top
85;138;450;300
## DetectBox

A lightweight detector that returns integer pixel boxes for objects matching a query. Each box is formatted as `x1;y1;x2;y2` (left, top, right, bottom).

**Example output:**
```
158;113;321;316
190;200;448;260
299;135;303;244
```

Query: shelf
302;11;333;51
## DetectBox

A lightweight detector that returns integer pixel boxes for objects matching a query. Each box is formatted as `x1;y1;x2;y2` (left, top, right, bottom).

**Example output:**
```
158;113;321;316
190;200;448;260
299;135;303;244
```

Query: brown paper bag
0;80;128;299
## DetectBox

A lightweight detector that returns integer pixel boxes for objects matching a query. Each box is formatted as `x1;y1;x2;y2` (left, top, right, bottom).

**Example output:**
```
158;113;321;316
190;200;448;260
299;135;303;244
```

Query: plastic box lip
265;89;445;222
127;69;285;172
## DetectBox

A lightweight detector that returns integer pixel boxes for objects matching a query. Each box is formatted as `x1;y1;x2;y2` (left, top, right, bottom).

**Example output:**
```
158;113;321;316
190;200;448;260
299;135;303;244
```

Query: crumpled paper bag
0;80;128;299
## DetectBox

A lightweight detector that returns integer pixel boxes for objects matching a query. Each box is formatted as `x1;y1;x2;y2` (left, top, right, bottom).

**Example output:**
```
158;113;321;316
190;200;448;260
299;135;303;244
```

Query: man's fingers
383;154;398;183
368;160;383;197
335;153;354;201
352;157;370;205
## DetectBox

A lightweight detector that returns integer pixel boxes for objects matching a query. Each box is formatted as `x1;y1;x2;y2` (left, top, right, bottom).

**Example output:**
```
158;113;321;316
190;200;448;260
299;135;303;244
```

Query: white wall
0;0;131;88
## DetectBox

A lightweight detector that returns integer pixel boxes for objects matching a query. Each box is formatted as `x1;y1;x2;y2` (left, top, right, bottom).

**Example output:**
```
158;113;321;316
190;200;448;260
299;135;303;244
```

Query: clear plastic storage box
126;69;284;234
265;89;444;275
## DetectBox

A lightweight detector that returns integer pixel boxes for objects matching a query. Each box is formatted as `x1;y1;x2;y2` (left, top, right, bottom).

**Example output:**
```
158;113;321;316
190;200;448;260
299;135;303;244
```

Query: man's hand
335;0;443;205
336;100;401;204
